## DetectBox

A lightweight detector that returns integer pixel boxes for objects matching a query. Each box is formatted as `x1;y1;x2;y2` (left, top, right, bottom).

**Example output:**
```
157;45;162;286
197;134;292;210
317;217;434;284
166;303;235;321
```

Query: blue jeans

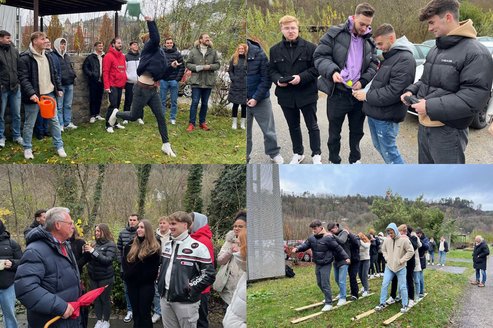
189;87;211;125
23;93;63;150
123;281;133;312
0;87;22;140
0;284;18;328
367;116;404;164
418;270;424;295
476;269;487;284
413;271;422;298
160;80;179;121
429;251;435;263
152;282;161;315
333;264;348;300
439;251;447;265
380;266;408;306
57;84;74;127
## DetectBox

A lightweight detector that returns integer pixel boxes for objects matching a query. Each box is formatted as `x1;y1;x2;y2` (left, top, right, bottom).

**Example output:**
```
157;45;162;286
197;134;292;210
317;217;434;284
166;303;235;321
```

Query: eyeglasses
59;221;74;226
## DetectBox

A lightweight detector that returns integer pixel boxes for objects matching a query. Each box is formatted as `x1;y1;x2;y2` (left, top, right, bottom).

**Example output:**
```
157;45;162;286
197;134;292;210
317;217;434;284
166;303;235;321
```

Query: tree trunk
136;164;152;217
86;164;106;236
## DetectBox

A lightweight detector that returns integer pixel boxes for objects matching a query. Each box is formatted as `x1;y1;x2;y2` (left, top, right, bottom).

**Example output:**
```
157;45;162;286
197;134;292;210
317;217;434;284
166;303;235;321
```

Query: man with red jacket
103;37;127;133
190;212;214;328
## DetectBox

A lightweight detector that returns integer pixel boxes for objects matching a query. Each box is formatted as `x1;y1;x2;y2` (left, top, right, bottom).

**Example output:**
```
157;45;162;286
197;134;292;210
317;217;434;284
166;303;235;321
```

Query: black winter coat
18;48;62;104
247;39;271;101
122;239;160;286
363;44;416;122
228;55;247;104
333;230;351;267
15;227;81;328
0;43;19;91
296;233;348;266
23;219;41;241
117;226;137;259
418;235;430;270
473;241;490;271
314;19;378;97
54;52;76;85
406;35;493;129
163;46;185;81
370;238;379;258
84;239;117;281
269;37;319;108
0;231;22;289
82;53;104;82
136;20;171;81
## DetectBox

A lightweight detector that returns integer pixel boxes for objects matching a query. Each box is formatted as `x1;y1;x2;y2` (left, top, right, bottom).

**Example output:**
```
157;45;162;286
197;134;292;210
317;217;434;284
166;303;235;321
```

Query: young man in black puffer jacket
160;38;185;125
292;220;349;312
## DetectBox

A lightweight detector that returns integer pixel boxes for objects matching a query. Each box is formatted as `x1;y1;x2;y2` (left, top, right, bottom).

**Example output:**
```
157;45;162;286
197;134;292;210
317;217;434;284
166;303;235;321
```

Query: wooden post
33;0;39;31
114;12;119;37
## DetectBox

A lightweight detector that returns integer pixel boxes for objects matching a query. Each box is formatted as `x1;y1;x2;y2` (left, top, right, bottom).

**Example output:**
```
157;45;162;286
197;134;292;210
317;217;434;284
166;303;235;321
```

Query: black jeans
280;102;321;156
90;278;114;321
105;86;123;128
124;83;143;119
197;292;210;328
117;83;169;143
127;282;154;328
378;253;386;273
348;259;360;298
232;103;246;118
327;89;365;163
89;80;104;117
418;124;468;164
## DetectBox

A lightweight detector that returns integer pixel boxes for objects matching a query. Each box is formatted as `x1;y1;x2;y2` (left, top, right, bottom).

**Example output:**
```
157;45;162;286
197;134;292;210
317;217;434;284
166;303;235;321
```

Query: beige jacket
382;223;415;273
215;230;243;304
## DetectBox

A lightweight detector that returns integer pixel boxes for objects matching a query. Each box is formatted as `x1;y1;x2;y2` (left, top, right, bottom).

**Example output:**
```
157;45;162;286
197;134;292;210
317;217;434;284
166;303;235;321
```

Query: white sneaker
289;153;305;164
95;115;105;121
334;294;340;301
362;291;369;297
0;138;5;147
336;299;346;306
151;313;161;323
321;304;332;312
137;118;144;125
161;143;176;157
15;137;24;145
95;320;103;328
108;108;119;126
312;154;322;164
60;126;64;132
232;117;238;129
400;306;409;313
57;148;67;158
351;160;362;164
101;321;110;328
123;311;132;323
24;149;34;159
66;123;78;129
408;300;415;308
386;296;395;305
370;274;375;279
90;117;96;123
170;119;176;125
122;120;128;125
106;127;114;133
271;154;284;164
115;123;125;129
240;118;246;129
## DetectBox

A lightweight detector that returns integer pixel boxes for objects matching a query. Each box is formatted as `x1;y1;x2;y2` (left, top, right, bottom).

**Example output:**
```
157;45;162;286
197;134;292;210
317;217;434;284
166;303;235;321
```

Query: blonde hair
238;229;247;259
358;232;370;243
159;216;168;223
279;15;299;26
232;43;248;65
126;219;161;263
140;33;149;43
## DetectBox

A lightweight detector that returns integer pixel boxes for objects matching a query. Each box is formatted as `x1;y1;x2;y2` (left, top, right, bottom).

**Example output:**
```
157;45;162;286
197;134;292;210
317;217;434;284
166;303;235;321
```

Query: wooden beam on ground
351;309;375;321
294;301;324;312
382;293;428;326
291;299;355;324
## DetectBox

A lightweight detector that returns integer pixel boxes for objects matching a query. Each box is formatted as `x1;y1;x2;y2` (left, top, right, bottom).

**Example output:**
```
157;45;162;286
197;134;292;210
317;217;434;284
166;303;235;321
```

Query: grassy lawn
248;261;473;328
0;105;245;164
447;249;473;259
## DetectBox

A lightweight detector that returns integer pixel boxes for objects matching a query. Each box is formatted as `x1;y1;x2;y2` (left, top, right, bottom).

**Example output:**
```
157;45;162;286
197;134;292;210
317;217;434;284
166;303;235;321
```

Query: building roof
4;0;127;16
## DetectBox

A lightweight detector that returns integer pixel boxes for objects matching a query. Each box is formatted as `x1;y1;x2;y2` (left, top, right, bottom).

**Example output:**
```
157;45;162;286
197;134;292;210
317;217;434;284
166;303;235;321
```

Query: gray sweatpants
418;124;468;164
161;296;200;328
247;98;281;162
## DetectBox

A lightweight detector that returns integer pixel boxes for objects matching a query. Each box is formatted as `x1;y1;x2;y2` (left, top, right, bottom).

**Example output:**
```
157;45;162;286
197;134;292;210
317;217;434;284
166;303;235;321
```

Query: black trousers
280;102;321;156
232;103;246;118
348;260;360;298
327;89;365;163
105;86;123;128
89;80;104;117
378;253;386;273
124;82;143;119
90;278;114;321
197;292;210;328
391;258;415;300
127;282;155;328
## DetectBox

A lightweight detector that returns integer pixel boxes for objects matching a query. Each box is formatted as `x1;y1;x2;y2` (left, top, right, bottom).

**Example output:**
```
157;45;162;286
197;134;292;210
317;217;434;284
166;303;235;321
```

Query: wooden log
382;293;428;326
351;309;376;321
291;300;353;324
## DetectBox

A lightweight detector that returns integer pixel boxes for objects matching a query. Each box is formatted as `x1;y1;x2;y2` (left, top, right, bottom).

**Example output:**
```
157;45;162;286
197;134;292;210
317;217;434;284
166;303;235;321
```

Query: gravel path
450;256;493;328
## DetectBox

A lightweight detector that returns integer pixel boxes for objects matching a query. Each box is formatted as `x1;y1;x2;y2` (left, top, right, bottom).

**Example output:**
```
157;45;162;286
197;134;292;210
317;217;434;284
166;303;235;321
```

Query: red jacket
103;47;127;89
191;225;215;294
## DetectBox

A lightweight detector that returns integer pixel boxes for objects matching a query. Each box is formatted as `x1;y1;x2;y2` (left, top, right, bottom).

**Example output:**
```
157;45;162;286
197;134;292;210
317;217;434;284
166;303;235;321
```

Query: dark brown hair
373;23;395;38
419;0;459;22
355;3;375;17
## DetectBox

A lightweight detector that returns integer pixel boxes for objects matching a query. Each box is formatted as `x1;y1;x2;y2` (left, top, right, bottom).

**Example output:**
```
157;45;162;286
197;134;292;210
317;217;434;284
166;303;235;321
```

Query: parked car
284;240;312;262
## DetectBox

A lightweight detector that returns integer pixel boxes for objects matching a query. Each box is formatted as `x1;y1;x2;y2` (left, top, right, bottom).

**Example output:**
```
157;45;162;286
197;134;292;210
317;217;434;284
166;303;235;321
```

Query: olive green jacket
186;42;220;88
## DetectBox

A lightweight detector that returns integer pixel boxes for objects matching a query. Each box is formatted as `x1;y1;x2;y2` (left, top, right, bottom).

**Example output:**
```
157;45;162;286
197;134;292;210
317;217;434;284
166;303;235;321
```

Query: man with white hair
15;207;81;327
471;235;490;287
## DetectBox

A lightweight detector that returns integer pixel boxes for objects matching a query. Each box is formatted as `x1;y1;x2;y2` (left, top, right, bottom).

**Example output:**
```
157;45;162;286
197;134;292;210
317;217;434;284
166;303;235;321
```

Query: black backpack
348;233;361;260
285;264;296;278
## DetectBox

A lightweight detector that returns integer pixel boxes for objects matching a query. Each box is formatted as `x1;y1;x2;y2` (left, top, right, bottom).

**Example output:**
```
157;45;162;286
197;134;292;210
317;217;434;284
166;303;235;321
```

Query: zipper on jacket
167;241;181;302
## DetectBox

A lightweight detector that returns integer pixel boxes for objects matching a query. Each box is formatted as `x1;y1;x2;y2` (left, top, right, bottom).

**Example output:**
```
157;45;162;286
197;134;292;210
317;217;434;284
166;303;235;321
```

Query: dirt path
450;255;493;328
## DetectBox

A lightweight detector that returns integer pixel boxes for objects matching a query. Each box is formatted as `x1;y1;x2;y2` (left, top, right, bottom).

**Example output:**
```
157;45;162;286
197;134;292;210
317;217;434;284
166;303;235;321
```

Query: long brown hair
238;229;247;259
126;219;161;263
232;43;248;65
96;223;114;242
358;232;370;243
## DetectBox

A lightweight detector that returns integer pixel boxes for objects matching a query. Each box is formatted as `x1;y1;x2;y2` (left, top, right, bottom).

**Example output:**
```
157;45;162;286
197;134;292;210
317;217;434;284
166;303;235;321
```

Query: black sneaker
350;295;358;301
375;303;387;311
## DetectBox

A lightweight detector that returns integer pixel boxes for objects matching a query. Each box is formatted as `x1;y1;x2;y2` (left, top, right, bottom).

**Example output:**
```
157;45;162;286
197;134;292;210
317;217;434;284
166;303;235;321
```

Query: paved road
451;256;493;328
250;87;493;164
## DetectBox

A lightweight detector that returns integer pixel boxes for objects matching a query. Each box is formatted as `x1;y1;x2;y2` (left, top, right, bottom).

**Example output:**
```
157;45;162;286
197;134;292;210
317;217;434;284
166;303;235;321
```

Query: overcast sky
279;165;493;210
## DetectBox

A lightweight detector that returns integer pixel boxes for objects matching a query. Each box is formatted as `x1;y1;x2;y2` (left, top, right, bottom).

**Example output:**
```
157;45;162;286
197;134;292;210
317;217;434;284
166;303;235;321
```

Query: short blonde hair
279;15;299;27
140;33;149;43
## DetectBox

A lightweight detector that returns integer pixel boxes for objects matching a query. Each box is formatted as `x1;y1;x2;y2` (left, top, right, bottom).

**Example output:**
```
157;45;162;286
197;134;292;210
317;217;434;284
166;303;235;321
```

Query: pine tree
184;165;204;213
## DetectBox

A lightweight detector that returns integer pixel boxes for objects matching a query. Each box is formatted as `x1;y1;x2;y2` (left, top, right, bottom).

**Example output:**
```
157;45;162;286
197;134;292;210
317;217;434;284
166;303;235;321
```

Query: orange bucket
37;95;57;119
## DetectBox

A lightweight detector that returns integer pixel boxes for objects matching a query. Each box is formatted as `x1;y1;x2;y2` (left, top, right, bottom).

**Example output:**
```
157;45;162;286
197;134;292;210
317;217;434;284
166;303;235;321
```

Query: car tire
183;85;192;98
303;253;311;262
470;106;488;129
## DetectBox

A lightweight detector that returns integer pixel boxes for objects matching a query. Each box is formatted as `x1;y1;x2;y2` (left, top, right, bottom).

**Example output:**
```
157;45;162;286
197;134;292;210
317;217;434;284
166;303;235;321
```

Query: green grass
447;249;473;259
248;263;473;328
0;106;245;164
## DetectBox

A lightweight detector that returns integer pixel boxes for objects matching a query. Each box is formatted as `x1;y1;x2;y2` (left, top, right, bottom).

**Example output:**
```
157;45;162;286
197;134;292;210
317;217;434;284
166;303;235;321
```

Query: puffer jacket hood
0;219;5;235
389;36;414;54
386;223;400;239
25;225;57;246
54;38;67;57
191;212;208;233
246;39;271;101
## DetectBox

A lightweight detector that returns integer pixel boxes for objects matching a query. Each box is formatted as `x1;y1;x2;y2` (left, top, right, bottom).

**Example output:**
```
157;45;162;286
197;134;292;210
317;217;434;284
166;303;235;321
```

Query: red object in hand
69;286;107;318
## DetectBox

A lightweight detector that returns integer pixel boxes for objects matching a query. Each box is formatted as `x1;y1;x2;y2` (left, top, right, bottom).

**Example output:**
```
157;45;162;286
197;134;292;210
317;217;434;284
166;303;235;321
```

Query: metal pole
114;12;119;37
40;17;43;32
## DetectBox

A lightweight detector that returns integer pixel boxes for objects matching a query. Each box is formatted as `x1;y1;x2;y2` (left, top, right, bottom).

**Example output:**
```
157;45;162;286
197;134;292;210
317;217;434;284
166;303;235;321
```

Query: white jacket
222;255;246;328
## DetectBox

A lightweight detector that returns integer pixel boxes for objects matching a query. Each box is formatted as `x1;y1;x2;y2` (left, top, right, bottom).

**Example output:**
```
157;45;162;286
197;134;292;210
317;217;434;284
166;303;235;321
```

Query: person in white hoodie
411;230;423;303
53;37;77;130
353;23;416;164
124;41;144;124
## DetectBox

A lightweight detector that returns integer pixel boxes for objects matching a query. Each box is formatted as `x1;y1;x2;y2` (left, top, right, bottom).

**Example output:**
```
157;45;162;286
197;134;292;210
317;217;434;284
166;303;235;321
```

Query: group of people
292;219;446;314
0;207;247;328
0;16;228;160
248;0;493;164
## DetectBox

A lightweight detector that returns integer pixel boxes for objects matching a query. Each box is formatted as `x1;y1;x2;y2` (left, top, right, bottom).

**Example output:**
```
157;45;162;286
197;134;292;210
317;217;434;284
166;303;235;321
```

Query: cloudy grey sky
279;165;493;210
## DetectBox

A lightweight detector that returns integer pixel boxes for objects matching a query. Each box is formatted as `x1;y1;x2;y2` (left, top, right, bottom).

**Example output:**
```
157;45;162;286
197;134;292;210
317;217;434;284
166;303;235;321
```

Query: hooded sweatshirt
156;227;171;253
191;212;215;294
126;50;140;84
381;223;415;273
29;44;54;95
53;38;76;85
